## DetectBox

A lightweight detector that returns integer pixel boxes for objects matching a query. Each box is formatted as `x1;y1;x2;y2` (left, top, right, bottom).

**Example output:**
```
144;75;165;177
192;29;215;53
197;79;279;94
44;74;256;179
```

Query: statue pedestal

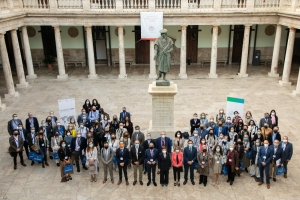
148;81;178;138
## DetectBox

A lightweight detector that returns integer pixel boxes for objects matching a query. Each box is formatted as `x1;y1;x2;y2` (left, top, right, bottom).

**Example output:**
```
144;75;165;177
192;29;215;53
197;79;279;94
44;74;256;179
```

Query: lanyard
14;136;19;145
63;148;66;156
77;138;81;146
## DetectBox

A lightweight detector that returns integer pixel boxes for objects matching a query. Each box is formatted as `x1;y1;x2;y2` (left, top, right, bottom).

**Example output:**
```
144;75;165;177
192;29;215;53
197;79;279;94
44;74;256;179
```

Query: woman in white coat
86;141;98;182
51;131;63;167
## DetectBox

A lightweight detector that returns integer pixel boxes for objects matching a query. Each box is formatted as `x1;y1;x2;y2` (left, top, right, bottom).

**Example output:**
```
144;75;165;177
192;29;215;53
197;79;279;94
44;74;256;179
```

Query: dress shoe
83;166;88;170
61;177;67;182
31;161;35;166
254;177;259;182
21;163;27;167
77;168;80;173
56;163;60;167
111;179;114;184
183;181;187;185
199;181;203;185
227;179;230;182
103;179;107;184
153;182;157;186
245;168;248;173
230;181;233;185
204;183;207;187
267;184;270;189
14;165;17;170
143;171;146;175
50;156;53;159
45;162;49;166
284;174;287;178
273;178;276;182
133;181;137;185
177;183;180;187
117;180;122;185
147;181;151;186
126;181;129;185
139;181;143;185
258;182;263;186
42;163;45;168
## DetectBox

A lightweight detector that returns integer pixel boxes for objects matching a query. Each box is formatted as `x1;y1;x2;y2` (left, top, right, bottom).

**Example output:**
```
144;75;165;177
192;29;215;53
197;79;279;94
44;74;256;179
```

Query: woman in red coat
172;146;183;187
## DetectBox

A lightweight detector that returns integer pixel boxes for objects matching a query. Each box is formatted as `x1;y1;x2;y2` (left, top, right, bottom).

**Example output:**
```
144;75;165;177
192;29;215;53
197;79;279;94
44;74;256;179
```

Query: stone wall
29;49;86;63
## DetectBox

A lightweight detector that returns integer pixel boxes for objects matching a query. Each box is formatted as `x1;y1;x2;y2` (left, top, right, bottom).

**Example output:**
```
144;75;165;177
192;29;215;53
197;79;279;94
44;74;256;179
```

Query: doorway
41;26;57;57
134;26;150;64
232;25;244;63
92;26;107;64
186;25;198;63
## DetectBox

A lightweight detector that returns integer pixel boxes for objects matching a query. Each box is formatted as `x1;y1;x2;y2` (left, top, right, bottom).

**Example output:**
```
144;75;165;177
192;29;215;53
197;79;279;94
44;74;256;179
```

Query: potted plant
43;55;56;69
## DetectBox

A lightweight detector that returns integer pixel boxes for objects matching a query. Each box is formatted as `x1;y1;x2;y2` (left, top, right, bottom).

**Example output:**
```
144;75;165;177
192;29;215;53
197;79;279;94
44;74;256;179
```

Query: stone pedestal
148;81;178;138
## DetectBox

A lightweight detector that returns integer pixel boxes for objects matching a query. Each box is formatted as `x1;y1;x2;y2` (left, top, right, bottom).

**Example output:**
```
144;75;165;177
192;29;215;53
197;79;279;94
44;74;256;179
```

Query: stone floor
0;63;300;199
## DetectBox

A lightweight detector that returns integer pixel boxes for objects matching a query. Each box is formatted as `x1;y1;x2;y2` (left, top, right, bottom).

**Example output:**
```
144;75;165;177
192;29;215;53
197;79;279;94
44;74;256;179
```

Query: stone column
0;97;6;111
179;25;187;79
149;40;156;78
209;25;219;78
292;67;300;96
118;26;127;78
21;26;37;79
279;27;296;86
53;26;68;79
11;29;29;88
0;33;19;98
238;25;251;77
85;26;98;79
268;24;281;77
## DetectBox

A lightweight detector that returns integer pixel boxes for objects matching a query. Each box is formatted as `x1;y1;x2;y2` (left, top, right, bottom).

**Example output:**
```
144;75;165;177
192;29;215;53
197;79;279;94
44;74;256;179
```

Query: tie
136;148;138;159
136;134;138;140
162;138;165;146
189;147;192;152
151;150;153;157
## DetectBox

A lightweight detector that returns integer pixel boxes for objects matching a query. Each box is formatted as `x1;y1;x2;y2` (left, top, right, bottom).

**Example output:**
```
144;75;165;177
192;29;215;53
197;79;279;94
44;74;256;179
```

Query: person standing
51;131;63;166
156;132;172;154
267;126;281;146
116;141;129;185
197;145;210;186
71;133;87;172
100;141;114;184
116;122;127;140
226;144;239;185
280;136;293;178
27;127;37;165
17;123;29;159
131;140;144;186
190;113;200;134
54;120;66;138
258;140;273;189
119;107;130;123
7;114;22;136
250;140;261;182
86;141;99;182
269;139;283;182
89;106;100;127
145;142;159;186
158;146;171;187
131;126;145;145
35;131;49;168
26;112;39;133
58;140;72;182
183;140;197;185
143;133;156;174
172;146;183;186
9;129;26;169
211;145;226;186
259;113;272;128
173;131;184;151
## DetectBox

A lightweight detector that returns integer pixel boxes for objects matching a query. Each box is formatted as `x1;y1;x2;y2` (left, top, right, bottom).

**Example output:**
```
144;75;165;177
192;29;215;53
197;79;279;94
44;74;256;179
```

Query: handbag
239;162;245;171
33;153;43;162
63;164;74;174
193;162;198;170
249;164;256;176
30;145;36;151
29;152;36;160
53;152;59;160
7;147;14;157
276;166;286;176
222;164;228;175
246;150;252;159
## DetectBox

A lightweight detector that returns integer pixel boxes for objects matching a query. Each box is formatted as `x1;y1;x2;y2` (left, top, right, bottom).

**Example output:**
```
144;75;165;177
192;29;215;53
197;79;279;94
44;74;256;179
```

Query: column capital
117;26;124;28
244;25;252;28
212;25;220;27
288;27;296;31
181;25;187;28
85;26;92;29
10;28;18;32
0;32;6;36
53;26;60;29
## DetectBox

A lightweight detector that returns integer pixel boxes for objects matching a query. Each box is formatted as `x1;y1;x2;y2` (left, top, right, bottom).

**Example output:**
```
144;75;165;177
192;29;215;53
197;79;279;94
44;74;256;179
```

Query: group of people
7;102;293;189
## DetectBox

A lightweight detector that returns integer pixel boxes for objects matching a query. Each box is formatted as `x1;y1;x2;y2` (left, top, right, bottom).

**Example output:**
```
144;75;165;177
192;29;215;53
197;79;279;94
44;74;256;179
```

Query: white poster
226;96;245;120
58;98;76;128
140;12;163;40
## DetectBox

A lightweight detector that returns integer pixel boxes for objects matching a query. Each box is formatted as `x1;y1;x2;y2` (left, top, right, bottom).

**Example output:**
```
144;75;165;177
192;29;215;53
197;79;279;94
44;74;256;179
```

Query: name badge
229;159;232;162
68;144;70;147
217;161;220;164
209;144;212;147
202;161;205;164
263;156;266;159
273;155;276;158
42;144;45;146
65;156;68;160
120;157;123;160
150;159;153;162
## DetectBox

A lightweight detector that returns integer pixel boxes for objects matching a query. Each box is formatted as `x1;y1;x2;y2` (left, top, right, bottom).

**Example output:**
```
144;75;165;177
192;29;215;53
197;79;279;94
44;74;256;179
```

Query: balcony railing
156;0;180;9
57;0;83;8
254;0;280;10
90;0;115;9
188;0;213;9
23;0;49;9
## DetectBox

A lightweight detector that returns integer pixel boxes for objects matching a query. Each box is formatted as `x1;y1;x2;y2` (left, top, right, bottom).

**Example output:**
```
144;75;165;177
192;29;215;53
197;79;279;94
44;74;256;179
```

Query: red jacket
172;152;183;167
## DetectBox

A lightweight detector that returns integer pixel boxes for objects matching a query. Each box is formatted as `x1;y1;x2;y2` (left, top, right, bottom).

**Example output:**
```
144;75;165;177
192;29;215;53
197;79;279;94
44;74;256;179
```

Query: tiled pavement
0;63;300;199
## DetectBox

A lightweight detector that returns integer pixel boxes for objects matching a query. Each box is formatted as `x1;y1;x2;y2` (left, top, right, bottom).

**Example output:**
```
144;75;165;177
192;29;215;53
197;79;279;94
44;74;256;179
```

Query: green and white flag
226;97;244;119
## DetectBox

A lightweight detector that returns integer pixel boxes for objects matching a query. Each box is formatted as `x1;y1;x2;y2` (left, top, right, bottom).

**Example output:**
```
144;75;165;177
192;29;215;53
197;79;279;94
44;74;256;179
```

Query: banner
58;98;76;128
140;12;163;40
226;97;244;120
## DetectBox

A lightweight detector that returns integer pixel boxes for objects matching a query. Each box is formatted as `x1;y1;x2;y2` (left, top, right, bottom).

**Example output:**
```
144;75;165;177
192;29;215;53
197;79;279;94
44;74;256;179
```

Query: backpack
182;132;189;139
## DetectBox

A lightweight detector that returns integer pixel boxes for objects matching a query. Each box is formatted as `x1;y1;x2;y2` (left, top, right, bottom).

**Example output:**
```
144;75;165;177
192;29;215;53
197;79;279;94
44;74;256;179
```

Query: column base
268;72;280;77
88;74;98;79
26;74;37;79
16;82;29;88
118;74;127;79
0;98;6;111
5;92;19;99
178;73;188;79
238;73;249;77
57;74;68;79
149;74;157;79
292;90;300;96
279;80;292;86
208;73;218;78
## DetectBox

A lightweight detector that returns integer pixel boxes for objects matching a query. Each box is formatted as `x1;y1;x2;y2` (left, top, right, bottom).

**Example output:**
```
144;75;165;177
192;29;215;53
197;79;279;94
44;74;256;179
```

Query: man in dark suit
53;120;66;138
267;126;281;146
7;114;22;136
190;113;200;134
71;134;87;172
131;140;145;185
45;117;56;159
17;123;29;159
156;132;171;154
196;124;208;138
145;142;159;186
27;126;36;165
259;112;272;128
47;111;58;123
116;141;129;185
158;146;171;186
9;129;27;169
280;136;293;178
119;107;130;123
131;126;145;145
77;108;90;124
269;139;283;182
183;140;197;185
143;133;156;174
258;140;274;189
25;113;39;133
213;121;228;137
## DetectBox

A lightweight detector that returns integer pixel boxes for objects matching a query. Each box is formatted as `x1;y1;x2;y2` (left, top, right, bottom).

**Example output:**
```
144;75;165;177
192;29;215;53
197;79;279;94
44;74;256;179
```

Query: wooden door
232;25;244;63
41;26;57;57
186;25;198;63
135;26;150;64
4;31;15;65
92;26;108;64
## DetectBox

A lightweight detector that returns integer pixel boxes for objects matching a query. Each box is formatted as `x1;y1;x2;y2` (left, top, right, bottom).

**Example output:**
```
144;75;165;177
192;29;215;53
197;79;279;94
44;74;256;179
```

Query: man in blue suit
195;124;208;138
280;136;293;178
18;123;29;159
25;113;39;133
258;140;274;189
145;142;159;186
116;141;130;185
77;108;90;124
155;132;171;154
213;121;228;137
269;139;283;182
183;140;197;185
119;107;130;123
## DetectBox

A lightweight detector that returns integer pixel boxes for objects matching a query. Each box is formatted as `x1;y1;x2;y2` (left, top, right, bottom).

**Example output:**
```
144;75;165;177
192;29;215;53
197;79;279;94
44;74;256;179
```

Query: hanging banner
58;98;76;128
140;12;163;40
226;97;244;120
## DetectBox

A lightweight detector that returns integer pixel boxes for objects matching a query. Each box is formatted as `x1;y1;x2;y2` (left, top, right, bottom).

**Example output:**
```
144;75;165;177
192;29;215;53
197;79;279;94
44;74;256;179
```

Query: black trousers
283;161;288;174
184;163;194;181
227;164;235;181
23;141;29;158
147;163;156;182
160;169;169;184
118;164;128;181
200;175;207;184
13;151;24;166
72;151;84;170
173;166;182;181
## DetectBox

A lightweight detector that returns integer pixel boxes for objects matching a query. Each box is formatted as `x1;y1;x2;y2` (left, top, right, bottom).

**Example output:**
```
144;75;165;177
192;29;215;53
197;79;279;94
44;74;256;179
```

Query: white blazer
86;147;98;161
